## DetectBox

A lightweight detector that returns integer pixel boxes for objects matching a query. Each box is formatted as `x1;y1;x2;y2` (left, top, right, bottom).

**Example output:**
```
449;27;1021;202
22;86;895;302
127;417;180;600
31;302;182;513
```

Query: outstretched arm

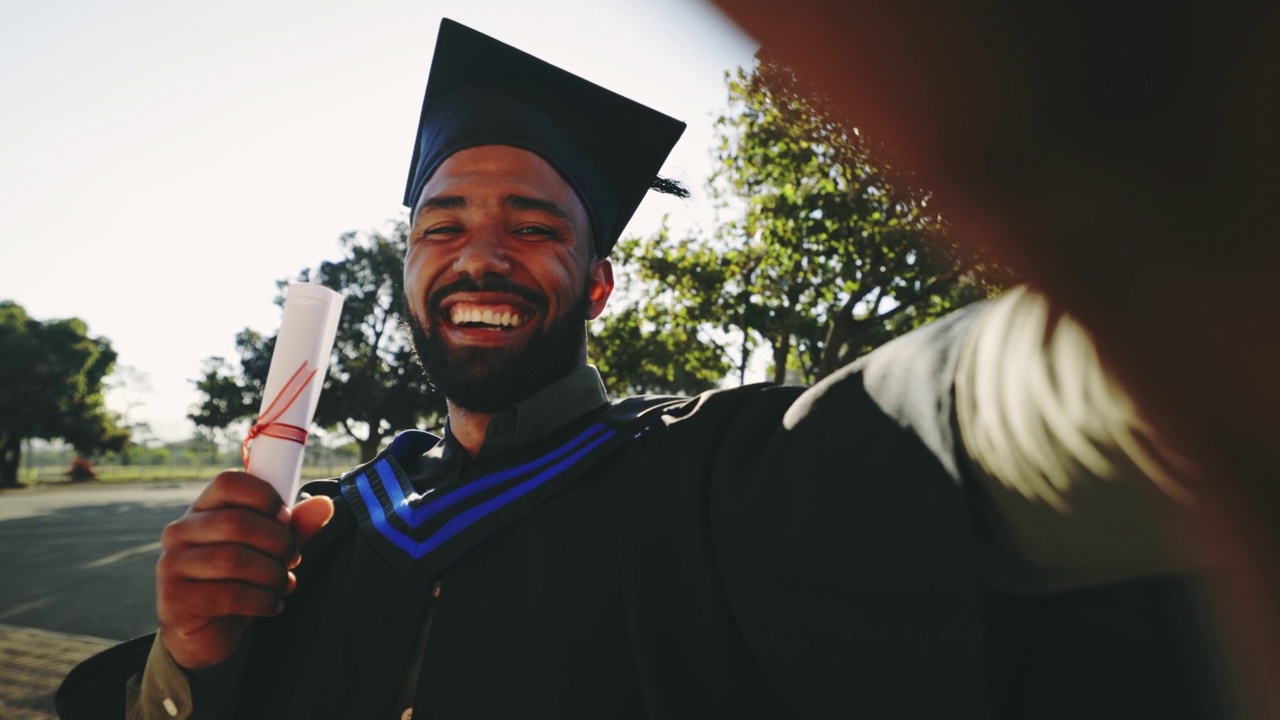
954;286;1204;593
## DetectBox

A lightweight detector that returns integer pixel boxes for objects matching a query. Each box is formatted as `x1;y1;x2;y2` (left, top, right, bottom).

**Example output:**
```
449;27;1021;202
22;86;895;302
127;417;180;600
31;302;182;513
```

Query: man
59;19;1234;719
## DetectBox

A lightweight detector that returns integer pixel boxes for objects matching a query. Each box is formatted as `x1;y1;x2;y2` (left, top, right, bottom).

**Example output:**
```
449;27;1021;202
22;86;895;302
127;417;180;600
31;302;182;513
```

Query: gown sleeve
953;285;1203;593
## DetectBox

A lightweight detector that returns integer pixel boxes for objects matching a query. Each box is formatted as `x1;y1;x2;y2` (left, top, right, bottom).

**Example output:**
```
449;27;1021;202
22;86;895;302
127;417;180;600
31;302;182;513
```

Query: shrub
66;457;97;482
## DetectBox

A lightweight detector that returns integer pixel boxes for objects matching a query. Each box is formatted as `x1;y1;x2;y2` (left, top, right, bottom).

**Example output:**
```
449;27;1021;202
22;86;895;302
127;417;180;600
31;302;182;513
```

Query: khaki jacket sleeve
125;632;248;720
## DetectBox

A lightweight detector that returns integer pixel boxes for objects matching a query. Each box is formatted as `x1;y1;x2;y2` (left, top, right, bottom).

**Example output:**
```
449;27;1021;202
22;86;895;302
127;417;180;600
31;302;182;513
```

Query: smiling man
58;18;1233;720
405;145;611;437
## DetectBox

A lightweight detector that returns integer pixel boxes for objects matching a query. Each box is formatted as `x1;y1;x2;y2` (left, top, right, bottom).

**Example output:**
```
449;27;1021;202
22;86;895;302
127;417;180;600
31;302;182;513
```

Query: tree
588;303;731;399
588;225;734;398
607;59;1009;388
105;365;153;465
190;222;447;463
0;301;127;488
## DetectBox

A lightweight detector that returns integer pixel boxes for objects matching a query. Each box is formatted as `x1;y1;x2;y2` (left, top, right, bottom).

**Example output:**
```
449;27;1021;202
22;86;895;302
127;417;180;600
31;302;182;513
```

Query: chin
408;290;590;413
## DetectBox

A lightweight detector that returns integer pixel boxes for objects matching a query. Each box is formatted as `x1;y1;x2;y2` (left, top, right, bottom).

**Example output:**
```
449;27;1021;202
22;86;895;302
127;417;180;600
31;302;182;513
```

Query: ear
585;259;614;320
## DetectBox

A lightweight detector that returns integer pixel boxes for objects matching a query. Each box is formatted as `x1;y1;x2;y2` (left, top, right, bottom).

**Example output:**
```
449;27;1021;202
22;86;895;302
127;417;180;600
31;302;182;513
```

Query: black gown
57;307;1237;719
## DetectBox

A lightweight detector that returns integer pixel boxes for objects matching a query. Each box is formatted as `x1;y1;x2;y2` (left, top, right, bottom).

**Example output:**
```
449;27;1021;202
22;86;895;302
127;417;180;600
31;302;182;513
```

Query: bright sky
0;0;758;442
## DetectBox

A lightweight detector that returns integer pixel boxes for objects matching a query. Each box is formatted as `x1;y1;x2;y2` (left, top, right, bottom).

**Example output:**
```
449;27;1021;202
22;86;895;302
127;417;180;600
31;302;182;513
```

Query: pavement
0;481;207;719
0;481;204;640
0;623;115;719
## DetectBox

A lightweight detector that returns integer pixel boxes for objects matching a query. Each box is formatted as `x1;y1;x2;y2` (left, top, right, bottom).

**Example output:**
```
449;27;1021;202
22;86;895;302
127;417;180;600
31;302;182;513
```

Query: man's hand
156;471;334;670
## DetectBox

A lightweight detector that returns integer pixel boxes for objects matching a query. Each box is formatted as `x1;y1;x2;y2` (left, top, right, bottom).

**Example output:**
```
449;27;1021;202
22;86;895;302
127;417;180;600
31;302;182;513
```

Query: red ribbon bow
242;361;318;469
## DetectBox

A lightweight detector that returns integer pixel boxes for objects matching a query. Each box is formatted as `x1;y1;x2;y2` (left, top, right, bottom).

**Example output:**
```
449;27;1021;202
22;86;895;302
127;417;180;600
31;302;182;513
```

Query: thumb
289;494;335;547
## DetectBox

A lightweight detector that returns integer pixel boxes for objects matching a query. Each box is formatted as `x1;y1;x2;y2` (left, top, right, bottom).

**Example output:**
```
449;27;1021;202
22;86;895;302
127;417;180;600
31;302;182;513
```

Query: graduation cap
403;19;688;258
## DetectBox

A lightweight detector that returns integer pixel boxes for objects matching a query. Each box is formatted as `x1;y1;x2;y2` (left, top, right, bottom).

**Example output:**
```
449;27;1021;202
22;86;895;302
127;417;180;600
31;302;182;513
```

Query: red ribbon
242;361;319;469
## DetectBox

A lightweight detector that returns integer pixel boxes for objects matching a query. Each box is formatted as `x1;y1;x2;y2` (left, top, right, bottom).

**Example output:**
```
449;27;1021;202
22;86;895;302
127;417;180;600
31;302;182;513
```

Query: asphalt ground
0;624;115;719
0;481;207;718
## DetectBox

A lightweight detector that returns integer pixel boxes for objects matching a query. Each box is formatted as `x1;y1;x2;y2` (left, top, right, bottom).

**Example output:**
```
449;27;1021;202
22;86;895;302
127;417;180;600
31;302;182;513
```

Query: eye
513;224;560;239
417;224;464;241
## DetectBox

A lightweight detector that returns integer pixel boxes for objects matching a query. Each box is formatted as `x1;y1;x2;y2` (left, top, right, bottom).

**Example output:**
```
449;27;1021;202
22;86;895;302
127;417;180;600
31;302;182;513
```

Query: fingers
163;506;298;563
290;495;335;547
155;472;330;669
158;577;285;624
190;471;290;523
157;533;295;614
172;544;291;595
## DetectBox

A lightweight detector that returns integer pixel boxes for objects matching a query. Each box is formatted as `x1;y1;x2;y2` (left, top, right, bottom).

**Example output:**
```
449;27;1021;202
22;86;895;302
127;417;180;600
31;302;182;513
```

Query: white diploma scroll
244;282;344;506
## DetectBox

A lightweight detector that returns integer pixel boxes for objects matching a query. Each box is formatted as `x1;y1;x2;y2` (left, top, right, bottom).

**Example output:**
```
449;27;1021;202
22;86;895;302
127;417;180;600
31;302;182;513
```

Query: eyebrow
415;194;574;226
503;194;572;223
416;195;468;214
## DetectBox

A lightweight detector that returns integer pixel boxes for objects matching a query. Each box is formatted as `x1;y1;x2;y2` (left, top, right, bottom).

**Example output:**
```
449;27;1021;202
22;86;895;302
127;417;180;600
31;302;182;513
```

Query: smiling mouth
446;302;529;331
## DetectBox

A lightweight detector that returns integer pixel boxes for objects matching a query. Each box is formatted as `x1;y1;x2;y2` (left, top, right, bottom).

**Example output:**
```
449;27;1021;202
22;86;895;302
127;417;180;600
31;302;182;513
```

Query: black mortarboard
403;19;687;257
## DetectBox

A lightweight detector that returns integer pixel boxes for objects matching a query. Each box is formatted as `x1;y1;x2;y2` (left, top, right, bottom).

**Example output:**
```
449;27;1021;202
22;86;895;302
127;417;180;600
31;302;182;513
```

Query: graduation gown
57;303;1236;718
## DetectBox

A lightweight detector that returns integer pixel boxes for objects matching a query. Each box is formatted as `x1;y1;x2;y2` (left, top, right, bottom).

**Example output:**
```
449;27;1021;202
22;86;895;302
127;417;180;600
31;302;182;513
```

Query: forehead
415;145;584;212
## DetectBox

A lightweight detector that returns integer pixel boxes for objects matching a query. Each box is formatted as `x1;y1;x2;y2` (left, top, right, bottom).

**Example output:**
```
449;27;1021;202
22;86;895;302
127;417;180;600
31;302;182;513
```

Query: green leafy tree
307;224;447;460
188;331;275;432
104;365;152;465
0;301;127;488
588;304;731;399
190;223;446;463
589;224;733;398
611;59;1009;388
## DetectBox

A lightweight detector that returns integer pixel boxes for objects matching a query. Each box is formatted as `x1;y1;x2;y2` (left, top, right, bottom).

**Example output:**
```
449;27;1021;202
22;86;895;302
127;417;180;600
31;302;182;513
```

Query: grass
21;464;347;486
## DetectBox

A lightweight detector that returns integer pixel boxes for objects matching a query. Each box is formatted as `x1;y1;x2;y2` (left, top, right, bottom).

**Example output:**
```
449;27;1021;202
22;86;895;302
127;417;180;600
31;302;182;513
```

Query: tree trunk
816;285;878;382
0;435;22;489
358;434;382;464
771;334;791;384
816;303;856;382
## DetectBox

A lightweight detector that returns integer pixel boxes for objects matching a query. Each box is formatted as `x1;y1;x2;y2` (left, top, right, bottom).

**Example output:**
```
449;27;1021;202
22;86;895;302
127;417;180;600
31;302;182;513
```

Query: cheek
542;249;590;300
403;251;434;311
546;266;585;307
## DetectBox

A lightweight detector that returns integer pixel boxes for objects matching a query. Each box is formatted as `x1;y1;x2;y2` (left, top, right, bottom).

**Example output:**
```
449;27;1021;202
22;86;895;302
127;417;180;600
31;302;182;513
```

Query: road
0;481;208;718
0;481;206;641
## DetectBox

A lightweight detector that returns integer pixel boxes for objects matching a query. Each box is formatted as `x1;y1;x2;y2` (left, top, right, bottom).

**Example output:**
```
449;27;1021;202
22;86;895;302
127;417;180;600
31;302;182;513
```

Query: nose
452;224;513;279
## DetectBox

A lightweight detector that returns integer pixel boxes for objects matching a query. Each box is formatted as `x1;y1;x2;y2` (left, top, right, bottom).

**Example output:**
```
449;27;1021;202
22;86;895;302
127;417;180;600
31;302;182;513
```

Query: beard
407;276;591;414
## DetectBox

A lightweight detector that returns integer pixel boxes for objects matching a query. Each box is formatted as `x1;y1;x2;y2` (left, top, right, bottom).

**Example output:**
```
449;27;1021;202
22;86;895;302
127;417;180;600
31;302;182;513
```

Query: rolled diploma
246;282;344;506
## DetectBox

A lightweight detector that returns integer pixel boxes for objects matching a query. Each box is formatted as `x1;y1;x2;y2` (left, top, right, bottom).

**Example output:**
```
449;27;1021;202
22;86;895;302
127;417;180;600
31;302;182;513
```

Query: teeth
449;305;525;328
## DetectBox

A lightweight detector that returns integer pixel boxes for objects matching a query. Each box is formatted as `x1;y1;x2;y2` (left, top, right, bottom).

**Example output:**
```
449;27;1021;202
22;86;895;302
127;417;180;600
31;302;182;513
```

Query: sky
0;0;759;442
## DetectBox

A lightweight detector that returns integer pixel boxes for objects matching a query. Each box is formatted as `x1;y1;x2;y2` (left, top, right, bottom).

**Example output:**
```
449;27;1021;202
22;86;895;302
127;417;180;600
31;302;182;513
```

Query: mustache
426;276;549;314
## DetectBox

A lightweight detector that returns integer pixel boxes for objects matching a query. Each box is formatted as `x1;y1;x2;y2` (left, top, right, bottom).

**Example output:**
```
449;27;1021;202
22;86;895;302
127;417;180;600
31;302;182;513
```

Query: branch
861;285;885;321
340;418;360;442
369;291;392;350
834;269;962;368
701;332;730;356
879;269;961;321
814;281;878;381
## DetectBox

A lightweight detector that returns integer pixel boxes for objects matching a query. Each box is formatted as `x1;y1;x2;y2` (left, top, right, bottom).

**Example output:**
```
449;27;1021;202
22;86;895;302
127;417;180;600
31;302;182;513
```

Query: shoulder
790;301;988;481
294;475;359;564
299;477;342;499
614;384;807;482
627;383;807;437
619;302;990;485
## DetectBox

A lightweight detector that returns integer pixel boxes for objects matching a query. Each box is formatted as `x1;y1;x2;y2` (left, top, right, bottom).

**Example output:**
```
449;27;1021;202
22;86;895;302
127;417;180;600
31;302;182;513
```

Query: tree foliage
191;58;1012;447
0;301;127;487
190;223;446;463
104;365;153;465
605;58;1010;388
588;227;733;398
